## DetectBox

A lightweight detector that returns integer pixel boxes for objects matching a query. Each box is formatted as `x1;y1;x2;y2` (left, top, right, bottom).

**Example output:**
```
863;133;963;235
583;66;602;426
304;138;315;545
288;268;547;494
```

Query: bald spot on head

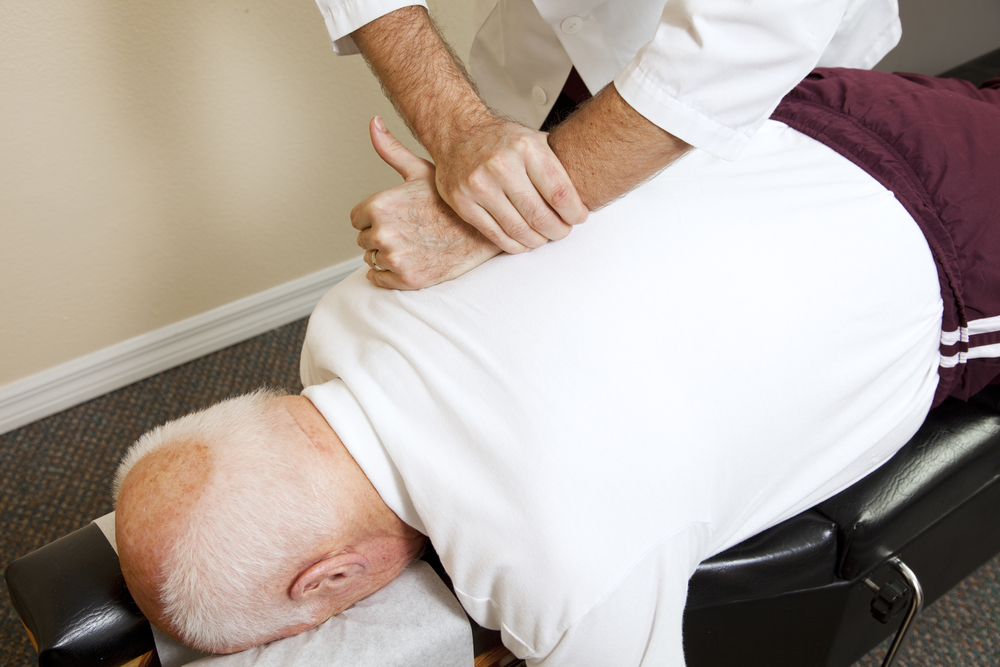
115;440;213;633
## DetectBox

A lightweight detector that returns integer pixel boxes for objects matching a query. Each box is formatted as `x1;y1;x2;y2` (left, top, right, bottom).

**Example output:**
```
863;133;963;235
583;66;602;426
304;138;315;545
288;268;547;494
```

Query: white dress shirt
313;0;900;158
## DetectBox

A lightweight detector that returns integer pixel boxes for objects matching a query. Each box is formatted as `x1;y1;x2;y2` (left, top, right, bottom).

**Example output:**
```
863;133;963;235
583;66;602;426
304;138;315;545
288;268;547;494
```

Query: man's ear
290;552;370;602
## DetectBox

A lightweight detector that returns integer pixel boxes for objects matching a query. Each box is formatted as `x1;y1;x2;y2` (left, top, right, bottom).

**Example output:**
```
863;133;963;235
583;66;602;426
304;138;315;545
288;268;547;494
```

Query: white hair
113;389;341;652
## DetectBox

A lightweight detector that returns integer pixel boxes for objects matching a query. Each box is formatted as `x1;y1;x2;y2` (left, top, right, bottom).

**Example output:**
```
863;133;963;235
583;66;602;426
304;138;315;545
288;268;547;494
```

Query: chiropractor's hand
431;113;588;254
350;6;587;256
352;117;503;290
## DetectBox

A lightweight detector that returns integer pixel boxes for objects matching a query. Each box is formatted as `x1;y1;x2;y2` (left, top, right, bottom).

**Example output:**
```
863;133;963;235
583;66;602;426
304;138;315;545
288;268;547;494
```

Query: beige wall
1;0;998;389
876;0;1000;76
0;0;474;386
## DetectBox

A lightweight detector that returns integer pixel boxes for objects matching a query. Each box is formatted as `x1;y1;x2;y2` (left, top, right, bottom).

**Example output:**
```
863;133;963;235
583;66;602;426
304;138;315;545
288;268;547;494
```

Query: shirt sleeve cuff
314;0;428;55
614;62;757;162
611;0;857;161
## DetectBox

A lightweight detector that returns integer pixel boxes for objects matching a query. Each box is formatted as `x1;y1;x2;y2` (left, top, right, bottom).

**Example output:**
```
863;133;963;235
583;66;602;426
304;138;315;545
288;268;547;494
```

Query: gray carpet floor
2;318;998;666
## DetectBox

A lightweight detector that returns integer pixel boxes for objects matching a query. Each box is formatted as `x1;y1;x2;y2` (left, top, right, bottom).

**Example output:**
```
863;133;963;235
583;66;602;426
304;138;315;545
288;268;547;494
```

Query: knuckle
449;190;475;213
511;192;551;228
548;184;573;208
466;168;495;196
498;214;531;240
549;185;588;224
511;133;536;153
376;250;397;271
368;227;388;247
486;155;520;181
368;198;391;219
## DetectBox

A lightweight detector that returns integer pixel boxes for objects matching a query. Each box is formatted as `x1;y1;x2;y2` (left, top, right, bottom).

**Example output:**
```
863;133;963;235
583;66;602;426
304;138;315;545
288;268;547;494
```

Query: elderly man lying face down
113;70;1000;664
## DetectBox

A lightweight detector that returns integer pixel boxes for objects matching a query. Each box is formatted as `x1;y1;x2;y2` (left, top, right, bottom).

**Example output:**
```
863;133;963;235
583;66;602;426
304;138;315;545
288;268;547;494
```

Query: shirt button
532;85;548;106
560;16;584;34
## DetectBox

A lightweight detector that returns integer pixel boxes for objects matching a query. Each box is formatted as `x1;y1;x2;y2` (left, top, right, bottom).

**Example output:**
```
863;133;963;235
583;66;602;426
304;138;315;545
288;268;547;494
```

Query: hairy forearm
352;6;491;160
547;84;692;210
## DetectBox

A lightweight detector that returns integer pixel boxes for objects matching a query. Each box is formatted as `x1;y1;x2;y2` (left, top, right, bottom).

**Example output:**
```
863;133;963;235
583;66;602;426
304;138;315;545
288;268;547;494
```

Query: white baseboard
0;257;364;436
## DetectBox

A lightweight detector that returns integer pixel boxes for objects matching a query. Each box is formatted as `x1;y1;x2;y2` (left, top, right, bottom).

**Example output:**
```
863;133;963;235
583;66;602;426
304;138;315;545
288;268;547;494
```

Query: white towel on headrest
93;513;473;667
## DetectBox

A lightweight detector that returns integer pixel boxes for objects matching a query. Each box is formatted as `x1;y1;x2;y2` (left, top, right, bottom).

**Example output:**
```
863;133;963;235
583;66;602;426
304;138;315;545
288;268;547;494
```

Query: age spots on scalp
119;440;215;527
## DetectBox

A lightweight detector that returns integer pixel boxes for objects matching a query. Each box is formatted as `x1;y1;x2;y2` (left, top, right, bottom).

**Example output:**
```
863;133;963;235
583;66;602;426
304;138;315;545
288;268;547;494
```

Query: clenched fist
352;118;503;290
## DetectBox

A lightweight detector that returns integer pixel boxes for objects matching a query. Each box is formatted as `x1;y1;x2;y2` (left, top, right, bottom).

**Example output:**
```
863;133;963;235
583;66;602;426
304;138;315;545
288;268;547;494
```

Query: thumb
370;117;434;182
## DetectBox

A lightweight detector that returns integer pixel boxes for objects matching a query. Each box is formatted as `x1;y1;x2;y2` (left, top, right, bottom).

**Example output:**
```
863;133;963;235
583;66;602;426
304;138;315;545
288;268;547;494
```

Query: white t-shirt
312;0;900;158
300;121;942;665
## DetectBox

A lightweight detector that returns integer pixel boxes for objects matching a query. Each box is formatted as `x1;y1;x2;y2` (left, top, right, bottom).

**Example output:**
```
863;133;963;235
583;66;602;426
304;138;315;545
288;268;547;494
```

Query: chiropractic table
6;383;1000;667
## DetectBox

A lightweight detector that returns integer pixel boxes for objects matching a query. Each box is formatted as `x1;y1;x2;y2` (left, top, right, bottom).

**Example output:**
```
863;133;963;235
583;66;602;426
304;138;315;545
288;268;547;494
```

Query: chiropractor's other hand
352;117;502;290
432;113;588;254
